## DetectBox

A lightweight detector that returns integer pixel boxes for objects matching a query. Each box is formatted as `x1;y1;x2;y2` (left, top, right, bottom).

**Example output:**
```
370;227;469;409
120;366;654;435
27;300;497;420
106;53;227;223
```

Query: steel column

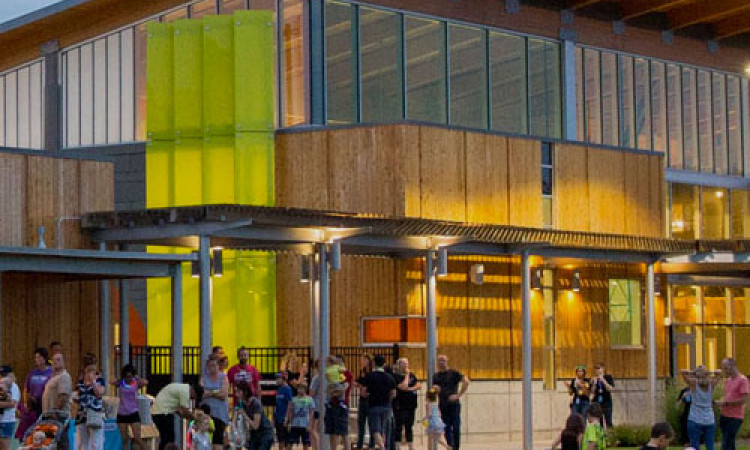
647;262;657;424
562;38;578;141
172;263;183;383
425;250;438;384
99;242;111;384
309;254;321;362
120;279;130;365
317;244;330;450
199;235;212;367
521;250;533;450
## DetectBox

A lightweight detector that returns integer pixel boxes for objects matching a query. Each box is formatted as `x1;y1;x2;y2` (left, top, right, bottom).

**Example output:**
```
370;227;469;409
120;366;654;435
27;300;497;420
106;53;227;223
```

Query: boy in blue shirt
274;372;293;450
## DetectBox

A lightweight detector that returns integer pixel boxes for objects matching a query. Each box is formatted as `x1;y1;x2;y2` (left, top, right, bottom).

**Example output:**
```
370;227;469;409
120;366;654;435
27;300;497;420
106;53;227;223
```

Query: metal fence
114;344;400;400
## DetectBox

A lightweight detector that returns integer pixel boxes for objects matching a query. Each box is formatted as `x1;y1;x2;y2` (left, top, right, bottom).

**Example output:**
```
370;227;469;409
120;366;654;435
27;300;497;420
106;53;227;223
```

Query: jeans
601;402;613;428
687;420;716;450
367;406;391;437
394;407;416;443
720;416;743;450
248;432;275;450
571;401;589;422
356;397;373;448
153;413;175;450
440;402;461;450
76;424;105;450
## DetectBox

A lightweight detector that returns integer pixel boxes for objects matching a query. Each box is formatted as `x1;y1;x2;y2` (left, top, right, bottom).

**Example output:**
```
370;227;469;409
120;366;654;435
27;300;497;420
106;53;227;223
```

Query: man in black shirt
591;362;615;427
432;354;470;450
640;422;673;450
363;355;396;450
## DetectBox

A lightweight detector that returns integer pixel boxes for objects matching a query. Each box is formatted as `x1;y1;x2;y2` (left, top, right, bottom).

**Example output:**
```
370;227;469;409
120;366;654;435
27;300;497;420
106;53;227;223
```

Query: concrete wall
364;378;668;445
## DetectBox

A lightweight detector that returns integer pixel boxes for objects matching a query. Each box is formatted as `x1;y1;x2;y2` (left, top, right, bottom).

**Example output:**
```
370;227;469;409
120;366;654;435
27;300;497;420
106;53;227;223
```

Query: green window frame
609;279;643;348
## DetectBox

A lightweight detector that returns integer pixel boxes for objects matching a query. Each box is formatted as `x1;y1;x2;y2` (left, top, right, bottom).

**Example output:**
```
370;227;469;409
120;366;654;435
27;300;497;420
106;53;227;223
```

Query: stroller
21;411;69;449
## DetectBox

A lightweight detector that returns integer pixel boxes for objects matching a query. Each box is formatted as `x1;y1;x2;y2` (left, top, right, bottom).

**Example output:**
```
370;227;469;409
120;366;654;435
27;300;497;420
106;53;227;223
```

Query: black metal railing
114;344;400;400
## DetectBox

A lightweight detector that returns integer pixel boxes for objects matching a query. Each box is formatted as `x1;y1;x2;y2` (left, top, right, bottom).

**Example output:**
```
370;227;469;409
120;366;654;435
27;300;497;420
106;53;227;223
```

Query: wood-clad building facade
3;0;750;439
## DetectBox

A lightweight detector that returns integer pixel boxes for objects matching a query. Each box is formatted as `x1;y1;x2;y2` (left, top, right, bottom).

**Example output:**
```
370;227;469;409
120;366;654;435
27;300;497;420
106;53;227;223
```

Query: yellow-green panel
203;136;236;203
203;15;235;136
146;23;174;140
235;251;276;347
235;132;274;206
146;277;172;347
173;138;203;206
234;10;274;132
173;19;203;138
146;141;173;208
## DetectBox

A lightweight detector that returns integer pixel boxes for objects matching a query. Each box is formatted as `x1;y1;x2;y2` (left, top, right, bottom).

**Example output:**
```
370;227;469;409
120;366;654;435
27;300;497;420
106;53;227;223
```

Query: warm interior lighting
746;65;750;75
300;256;310;283
671;219;685;232
715;190;724;198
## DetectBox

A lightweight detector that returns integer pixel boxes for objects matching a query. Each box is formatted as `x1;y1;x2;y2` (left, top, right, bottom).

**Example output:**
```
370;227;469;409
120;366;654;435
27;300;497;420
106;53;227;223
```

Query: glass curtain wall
669;183;747;239
578;45;747;176
323;0;561;139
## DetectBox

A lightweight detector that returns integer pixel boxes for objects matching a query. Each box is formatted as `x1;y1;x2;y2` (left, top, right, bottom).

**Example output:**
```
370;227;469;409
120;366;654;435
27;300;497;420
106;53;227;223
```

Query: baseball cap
0;365;12;376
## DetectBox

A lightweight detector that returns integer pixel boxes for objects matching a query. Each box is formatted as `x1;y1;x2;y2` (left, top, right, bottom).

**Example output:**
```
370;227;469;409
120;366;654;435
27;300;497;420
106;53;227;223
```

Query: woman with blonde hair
681;365;721;450
393;358;420;450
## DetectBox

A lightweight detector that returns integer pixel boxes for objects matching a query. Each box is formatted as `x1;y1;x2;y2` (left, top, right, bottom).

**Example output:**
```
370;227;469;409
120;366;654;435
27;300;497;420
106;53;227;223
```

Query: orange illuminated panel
362;316;427;347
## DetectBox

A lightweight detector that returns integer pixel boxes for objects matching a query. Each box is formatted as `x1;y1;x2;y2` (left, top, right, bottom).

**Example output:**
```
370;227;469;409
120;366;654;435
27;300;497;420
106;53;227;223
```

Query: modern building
1;0;750;444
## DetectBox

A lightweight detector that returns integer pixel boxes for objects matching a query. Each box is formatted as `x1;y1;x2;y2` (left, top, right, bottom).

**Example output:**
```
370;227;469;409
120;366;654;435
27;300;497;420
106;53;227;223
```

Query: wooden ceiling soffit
567;0;606;11
713;14;750;41
619;0;691;21
668;0;750;30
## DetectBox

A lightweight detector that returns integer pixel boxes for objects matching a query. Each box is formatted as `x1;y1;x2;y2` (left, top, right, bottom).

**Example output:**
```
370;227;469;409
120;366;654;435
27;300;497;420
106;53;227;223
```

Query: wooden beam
567;0;606;11
713;14;750;40
668;0;750;30
619;0;691;21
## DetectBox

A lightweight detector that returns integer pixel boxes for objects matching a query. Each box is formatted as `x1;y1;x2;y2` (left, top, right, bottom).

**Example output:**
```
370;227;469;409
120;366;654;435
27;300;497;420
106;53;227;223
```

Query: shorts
0;422;14;439
367;406;390;435
324;403;348;436
212;417;227;445
275;420;290;443
287;426;311;445
116;412;141;424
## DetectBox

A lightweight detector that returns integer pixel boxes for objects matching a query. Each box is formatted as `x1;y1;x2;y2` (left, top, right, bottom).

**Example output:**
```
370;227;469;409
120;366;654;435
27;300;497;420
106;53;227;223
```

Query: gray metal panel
0;0;94;33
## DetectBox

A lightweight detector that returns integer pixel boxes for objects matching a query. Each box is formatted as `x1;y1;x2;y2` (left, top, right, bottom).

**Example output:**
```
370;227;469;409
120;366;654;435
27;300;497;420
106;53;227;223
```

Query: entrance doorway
672;327;696;373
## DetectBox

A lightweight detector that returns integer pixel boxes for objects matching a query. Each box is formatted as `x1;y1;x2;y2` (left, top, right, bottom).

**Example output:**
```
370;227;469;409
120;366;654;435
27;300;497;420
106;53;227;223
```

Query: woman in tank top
201;355;230;450
114;363;148;450
681;365;722;450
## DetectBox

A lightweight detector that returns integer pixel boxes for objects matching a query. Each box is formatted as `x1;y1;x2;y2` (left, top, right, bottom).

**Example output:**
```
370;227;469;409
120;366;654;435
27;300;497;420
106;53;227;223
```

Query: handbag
86;409;104;429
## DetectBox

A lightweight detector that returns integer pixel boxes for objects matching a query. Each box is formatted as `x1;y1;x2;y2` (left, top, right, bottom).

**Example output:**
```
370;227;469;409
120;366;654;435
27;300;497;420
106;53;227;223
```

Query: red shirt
722;373;750;419
343;369;354;406
227;363;260;405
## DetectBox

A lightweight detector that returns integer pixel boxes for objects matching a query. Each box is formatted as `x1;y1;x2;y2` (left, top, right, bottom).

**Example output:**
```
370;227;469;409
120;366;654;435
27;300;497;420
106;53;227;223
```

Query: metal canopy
82;204;696;260
0;245;196;278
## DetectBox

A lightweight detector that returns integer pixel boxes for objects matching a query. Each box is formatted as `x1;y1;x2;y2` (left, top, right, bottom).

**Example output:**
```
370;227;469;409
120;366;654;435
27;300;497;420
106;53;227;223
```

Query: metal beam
620;0;691;21
212;226;323;243
199;236;212;368
646;262;657;424
172;264;183;382
668;0;750;30
664;252;750;264
0;257;178;278
667;274;750;286
714;14;750;40
521;250;533;450
532;247;660;263
89;219;253;243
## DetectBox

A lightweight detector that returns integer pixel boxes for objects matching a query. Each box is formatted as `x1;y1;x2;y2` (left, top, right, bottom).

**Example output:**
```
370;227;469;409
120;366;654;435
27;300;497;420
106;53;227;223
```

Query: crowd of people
551;357;749;450
148;347;470;450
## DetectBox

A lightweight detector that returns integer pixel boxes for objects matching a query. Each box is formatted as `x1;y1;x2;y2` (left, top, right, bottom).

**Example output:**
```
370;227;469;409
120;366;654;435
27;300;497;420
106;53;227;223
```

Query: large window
578;44;748;176
609;279;643;347
0;60;44;149
669;183;747;239
323;1;561;139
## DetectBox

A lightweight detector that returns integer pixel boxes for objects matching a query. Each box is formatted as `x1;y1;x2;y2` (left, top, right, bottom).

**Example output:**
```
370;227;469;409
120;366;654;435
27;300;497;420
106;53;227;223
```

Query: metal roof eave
0;0;93;34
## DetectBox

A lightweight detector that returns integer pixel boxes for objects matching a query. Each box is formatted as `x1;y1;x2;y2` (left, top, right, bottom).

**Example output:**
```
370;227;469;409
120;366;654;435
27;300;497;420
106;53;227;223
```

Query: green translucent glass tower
145;11;276;359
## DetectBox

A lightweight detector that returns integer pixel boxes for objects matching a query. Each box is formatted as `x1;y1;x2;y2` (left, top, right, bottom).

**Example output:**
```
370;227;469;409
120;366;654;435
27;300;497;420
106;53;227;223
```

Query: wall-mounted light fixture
437;248;448;277
531;268;542;290
300;255;311;283
470;263;484;285
571;269;581;292
212;247;223;277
